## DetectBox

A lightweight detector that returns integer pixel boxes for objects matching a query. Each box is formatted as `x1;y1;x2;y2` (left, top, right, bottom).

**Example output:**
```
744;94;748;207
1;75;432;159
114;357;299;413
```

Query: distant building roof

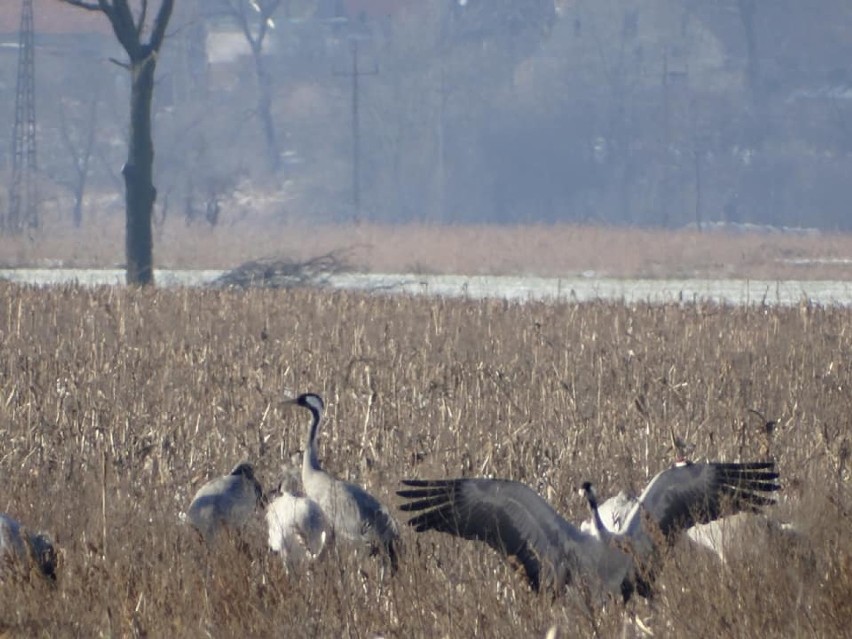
788;82;852;103
0;0;112;36
341;0;417;20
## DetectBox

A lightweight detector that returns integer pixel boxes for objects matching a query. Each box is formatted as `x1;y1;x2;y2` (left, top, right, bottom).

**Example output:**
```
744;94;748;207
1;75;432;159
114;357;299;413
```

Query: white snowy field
3;268;852;307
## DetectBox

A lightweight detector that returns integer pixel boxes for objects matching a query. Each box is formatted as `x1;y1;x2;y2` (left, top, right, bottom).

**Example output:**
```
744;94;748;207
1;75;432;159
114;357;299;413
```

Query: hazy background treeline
1;0;851;230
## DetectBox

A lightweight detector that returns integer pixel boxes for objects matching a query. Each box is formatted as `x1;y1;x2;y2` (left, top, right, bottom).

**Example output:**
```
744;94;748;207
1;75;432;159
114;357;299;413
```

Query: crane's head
31;533;58;581
230;462;265;504
578;481;599;511
283;393;325;415
230;462;257;480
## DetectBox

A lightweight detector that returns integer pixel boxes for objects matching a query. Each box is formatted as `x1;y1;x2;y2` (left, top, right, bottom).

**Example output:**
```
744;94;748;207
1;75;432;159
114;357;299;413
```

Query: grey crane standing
399;461;780;601
187;462;264;542
285;393;400;572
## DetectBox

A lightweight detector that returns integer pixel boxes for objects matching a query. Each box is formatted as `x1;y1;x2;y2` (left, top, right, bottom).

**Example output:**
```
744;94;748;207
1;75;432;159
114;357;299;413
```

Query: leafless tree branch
137;0;149;39
60;0;102;11
149;0;174;52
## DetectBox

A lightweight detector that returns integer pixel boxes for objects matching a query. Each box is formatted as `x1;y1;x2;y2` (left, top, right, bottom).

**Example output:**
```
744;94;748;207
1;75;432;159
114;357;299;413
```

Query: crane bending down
398;461;779;601
187;462;264;542
0;513;57;581
285;393;400;573
266;454;332;570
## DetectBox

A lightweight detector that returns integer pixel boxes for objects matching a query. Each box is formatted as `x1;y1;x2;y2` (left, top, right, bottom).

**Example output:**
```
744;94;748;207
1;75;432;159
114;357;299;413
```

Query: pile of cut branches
212;250;351;289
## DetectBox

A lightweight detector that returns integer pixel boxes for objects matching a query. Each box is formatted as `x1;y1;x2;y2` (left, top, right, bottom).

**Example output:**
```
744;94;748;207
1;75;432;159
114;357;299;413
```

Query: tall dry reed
0;283;849;637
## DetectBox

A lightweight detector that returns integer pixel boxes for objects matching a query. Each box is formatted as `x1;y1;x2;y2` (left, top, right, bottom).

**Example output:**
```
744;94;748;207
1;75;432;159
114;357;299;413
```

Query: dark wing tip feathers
712;463;781;498
708;462;782;520
397;479;455;531
657;461;781;535
714;461;776;470
398;478;551;593
399;478;454;489
715;461;781;495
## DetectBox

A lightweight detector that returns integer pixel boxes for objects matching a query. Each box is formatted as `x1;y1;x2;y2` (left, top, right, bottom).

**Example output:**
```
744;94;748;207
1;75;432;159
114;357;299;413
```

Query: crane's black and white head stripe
285;393;325;422
230;462;256;480
579;482;598;511
300;393;325;412
286;393;326;447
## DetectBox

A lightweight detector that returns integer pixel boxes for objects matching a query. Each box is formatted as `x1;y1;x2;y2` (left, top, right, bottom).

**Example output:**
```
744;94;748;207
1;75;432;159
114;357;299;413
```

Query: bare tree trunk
693;149;703;232
253;51;281;173
124;57;158;285
737;0;759;106
62;0;174;286
227;0;283;175
58;89;98;228
71;177;86;227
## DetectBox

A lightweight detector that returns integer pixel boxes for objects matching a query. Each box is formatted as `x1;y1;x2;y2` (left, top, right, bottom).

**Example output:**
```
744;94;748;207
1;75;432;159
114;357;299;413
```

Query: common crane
187;462;264;542
398;461;780;601
581;481;799;565
285;393;400;573
266;453;332;570
0;513;57;581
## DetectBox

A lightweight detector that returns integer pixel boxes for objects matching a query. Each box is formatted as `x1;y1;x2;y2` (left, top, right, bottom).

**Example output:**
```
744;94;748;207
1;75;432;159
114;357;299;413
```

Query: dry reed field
0;283;851;638
4;216;852;280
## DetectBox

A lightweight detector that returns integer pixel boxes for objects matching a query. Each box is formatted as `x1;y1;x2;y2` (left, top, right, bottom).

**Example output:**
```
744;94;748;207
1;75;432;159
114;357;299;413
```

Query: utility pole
5;0;38;234
660;47;687;229
661;49;670;229
336;39;376;223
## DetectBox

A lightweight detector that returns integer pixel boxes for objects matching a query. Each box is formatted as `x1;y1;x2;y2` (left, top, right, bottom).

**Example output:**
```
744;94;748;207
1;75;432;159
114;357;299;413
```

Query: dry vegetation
0;283;850;638
4;214;852;280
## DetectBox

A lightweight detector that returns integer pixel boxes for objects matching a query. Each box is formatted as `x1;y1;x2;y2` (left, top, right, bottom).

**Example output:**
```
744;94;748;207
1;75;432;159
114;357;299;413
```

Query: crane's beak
281;397;298;407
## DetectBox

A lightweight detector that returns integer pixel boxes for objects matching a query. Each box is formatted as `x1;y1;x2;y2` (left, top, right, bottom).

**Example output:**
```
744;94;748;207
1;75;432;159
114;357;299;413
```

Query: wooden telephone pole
336;39;377;222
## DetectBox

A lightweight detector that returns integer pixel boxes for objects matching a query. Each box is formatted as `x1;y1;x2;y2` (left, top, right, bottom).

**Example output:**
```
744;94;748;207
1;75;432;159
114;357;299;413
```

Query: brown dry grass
0;284;850;638
4;212;852;280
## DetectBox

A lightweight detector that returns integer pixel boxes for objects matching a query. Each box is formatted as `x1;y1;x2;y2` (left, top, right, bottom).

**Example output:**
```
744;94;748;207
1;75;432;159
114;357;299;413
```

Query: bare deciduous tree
57;92;99;228
222;0;283;174
61;0;175;285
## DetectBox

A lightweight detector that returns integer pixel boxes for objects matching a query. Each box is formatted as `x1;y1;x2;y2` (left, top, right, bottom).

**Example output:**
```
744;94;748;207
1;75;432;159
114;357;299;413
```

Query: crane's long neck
584;486;610;540
302;404;323;478
591;505;609;539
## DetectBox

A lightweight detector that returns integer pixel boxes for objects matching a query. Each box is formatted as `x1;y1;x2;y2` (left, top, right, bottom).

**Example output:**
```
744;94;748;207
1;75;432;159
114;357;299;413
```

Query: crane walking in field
399;460;780;601
187;462;264;542
285;393;400;573
266;453;332;570
0;513;57;581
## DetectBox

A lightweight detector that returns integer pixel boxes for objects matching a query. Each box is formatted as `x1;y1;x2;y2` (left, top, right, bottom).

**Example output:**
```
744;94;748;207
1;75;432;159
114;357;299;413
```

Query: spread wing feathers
399;478;588;592
627;461;781;542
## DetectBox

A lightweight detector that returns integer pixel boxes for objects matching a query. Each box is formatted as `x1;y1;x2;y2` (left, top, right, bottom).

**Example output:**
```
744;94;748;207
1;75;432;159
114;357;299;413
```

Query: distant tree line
2;0;852;232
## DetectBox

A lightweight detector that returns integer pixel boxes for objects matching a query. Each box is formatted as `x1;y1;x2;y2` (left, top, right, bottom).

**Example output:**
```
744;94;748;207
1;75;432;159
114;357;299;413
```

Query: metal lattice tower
6;0;38;233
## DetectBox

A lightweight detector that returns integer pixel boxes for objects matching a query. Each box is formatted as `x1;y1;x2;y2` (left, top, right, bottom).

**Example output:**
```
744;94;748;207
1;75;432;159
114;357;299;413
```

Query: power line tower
5;0;38;234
